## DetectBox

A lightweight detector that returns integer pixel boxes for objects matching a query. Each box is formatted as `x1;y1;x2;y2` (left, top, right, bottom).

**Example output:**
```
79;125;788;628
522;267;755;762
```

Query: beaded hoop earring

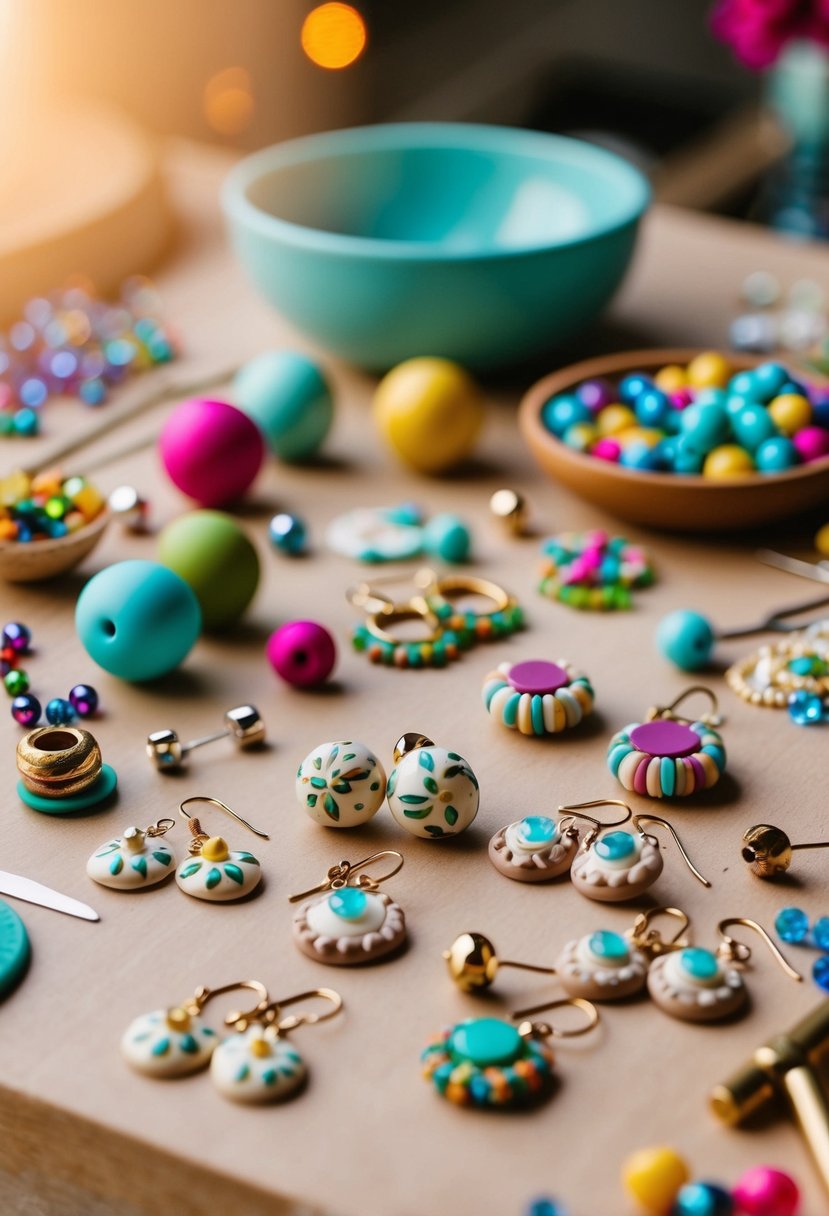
607;686;726;798
415;569;524;644
726;624;829;708
350;603;456;669
482;658;594;736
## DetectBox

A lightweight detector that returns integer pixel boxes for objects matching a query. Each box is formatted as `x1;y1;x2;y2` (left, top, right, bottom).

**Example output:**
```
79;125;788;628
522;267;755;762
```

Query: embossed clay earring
566;801;711;902
295;739;387;828
482;657;595;736
443;931;557;993
421;997;598;1109
488;803;630;883
87;819;177;890
209;987;343;1104
607;687;726;798
290;851;407;965
386;733;479;839
175;796;268;901
740;822;829;879
554;908;691;1004
647;917;802;1023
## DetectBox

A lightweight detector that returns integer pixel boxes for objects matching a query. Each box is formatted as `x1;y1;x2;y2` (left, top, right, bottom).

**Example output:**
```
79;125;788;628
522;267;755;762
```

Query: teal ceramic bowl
222;123;650;372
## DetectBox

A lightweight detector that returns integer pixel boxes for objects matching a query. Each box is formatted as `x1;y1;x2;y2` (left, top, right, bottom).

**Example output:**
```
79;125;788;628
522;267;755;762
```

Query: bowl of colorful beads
0;469;110;582
519;349;829;531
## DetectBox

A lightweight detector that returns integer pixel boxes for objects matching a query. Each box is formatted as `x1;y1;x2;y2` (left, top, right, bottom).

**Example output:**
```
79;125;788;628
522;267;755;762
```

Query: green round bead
4;669;29;697
158;510;260;630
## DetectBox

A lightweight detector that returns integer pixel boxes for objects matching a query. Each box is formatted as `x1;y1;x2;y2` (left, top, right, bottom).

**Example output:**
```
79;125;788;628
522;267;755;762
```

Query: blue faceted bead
788;689;826;725
813;917;829;951
45;697;75;726
813;955;829;992
775;907;809;944
519;816;557;846
671;1181;733;1216
329;888;367;920
594;831;636;862
269;512;307;555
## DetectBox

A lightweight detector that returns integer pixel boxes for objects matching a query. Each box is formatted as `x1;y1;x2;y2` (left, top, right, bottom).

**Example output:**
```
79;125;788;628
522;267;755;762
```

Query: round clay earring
295;739;387;828
482;658;595;736
87;819;177;890
386;733;479;839
488;803;630;883
175;796;268;901
607;686;726;798
554;907;690;1003
289;851;407;965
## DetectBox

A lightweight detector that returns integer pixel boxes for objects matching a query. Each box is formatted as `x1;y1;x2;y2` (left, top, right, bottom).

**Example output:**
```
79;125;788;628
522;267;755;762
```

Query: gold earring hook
632;814;711;888
289;850;404;904
443;931;557;993
191;979;271;1029
511;996;600;1040
648;686;721;727
557;799;632;848
179;795;270;847
716;918;803;982
146;817;176;838
627;907;692;958
258;988;344;1034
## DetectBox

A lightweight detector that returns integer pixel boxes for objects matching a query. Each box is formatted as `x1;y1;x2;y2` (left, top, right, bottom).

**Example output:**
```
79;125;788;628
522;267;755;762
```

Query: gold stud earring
741;822;829;879
443;931;556;994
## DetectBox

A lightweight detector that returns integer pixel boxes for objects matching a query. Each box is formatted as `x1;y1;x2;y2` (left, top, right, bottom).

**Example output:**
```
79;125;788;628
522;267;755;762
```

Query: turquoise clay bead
680;947;719;980
519;816;557;845
731;404;778;452
422;513;471;563
728;370;756;396
595;831;635;862
448;1018;522;1068
0;900;31;997
588;930;629;961
541;394;591;437
234;351;333;462
672;434;705;474
75;560;201;682
656;610;715;671
680;402;730;453
775;907;809;943
329;888;367;920
756;436;798;472
752;361;788;402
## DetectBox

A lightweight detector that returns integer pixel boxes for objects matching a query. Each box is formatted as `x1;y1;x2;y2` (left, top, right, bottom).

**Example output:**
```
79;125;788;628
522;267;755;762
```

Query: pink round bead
266;620;336;688
592;437;622;462
792;425;829;463
732;1166;799;1216
159;398;265;507
670;389;694;409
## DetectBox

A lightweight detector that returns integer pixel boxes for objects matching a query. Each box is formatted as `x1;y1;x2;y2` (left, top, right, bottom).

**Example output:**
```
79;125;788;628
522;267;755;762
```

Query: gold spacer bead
16;727;102;798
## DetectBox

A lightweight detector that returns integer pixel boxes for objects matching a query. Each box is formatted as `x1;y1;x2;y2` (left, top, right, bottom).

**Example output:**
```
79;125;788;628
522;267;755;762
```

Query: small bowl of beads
519;348;829;531
0;468;110;582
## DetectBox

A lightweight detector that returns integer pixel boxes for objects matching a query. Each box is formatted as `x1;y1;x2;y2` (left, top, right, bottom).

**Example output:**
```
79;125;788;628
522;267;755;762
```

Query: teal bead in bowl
222;123;650;372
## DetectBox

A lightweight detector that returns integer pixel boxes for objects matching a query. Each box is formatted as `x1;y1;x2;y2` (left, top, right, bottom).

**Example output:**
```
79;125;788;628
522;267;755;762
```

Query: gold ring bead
17;727;103;798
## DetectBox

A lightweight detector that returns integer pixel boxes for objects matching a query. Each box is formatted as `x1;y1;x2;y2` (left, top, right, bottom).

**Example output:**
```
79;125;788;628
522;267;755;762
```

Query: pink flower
710;0;829;67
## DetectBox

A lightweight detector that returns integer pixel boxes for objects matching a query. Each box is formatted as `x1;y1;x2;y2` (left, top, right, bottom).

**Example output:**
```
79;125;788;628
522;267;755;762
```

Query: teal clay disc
448;1017;523;1068
18;764;118;815
0;900;31;996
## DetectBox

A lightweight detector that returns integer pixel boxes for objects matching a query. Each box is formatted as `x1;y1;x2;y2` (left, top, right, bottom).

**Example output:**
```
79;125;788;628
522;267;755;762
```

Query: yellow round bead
597;404;637;436
615;426;663;450
622;1145;690;1212
768;392;811;435
373;357;484;474
686;350;732;389
654;364;686;392
703;444;755;479
564;421;598;451
815;522;829;557
201;835;230;862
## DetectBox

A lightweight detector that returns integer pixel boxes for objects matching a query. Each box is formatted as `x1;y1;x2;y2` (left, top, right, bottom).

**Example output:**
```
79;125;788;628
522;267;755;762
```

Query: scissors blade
0;870;99;921
757;549;829;585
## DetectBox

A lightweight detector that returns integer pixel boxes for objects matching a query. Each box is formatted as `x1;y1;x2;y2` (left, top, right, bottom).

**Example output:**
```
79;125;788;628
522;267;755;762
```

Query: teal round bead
587;930;629;961
756;436;798;472
422;513;471;563
234;351;333;462
775;907;809;944
656;609;715;671
731;404;778;452
75;560;201;682
0;900;30;996
519;816;557;845
752;361;788;402
680;947;719;981
813;917;829;951
679;402;730;453
541;394;591;438
329;888;368;920
448;1017;522;1068
594;830;635;862
671;434;705;474
671;1181;734;1216
728;370;756;396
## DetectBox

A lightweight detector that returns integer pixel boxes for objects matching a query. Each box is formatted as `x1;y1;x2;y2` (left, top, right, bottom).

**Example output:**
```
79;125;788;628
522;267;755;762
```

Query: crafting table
1;143;829;1216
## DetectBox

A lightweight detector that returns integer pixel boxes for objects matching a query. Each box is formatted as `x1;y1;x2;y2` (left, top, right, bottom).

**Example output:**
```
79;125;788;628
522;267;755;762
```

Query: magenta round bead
576;377;616;413
792;425;829;463
158;397;265;507
11;693;41;726
266;620;336;688
2;622;31;653
68;683;99;718
732;1167;799;1216
670;389;694;410
592;437;622;462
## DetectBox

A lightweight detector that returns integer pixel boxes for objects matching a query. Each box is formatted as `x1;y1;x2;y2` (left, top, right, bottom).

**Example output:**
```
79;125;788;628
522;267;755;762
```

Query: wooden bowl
0;510;110;583
519;348;829;532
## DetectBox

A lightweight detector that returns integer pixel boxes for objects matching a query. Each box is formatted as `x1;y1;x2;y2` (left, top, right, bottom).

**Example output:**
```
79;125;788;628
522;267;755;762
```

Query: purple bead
266;620;336;688
11;693;41;726
2;622;31;654
45;697;75;726
68;683;99;718
576;377;615;413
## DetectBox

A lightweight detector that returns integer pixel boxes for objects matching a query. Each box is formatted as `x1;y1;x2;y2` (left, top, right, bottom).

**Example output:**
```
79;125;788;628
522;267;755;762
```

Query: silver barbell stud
146;705;265;773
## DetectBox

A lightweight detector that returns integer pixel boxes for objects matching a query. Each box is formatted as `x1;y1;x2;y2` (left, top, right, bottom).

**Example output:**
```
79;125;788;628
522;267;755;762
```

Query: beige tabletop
1;143;829;1216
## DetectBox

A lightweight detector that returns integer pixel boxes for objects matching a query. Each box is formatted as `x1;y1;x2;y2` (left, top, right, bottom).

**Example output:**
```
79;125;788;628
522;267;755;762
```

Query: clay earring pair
121;980;342;1103
296;733;480;840
608;686;727;798
86;796;268;901
290;851;407;965
488;801;630;883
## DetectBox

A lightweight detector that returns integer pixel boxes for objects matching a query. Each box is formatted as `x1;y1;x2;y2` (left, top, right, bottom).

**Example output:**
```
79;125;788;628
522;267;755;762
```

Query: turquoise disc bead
0;899;31;996
519;816;557;846
329;888;368;920
594;831;635;862
448;1017;522;1068
680;947;719;981
587;930;629;962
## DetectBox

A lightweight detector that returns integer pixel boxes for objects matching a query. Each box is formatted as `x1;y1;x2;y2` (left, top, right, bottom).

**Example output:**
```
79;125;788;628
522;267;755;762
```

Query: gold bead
489;488;527;536
16;726;102;798
443;931;499;992
741;823;793;877
166;1006;192;1032
392;732;435;764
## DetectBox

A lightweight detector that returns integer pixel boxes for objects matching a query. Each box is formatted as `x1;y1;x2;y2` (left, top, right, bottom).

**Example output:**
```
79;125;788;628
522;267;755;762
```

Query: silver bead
146;705;265;772
108;485;150;533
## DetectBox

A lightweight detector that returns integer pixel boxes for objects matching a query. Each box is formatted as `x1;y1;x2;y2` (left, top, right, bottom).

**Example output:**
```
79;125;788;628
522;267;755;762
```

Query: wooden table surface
2;143;829;1216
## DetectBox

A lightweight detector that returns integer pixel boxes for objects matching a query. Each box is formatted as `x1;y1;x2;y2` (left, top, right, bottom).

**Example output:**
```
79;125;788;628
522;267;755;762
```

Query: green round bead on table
0;900;31;996
158;510;260;630
4;669;29;697
17;764;118;815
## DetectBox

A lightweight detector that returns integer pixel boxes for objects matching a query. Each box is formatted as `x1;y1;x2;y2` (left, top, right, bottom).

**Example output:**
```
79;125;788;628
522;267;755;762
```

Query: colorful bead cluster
726;623;829;708
538;530;654;610
0;279;176;437
421;1018;554;1108
622;1144;800;1216
608;717;726;797
6;622;98;729
2;622;33;705
482;659;595;736
541;352;829;477
775;907;829;992
0;468;106;543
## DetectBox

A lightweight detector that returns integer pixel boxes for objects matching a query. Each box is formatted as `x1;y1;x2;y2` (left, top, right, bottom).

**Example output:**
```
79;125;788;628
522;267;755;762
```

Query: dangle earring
175;796;268;901
421;997;598;1109
290;851;407;965
648;917;802;1023
607;687;726;798
86;818;177;890
555;908;691;1004
740;822;829;879
443;932;557;993
488;802;631;883
566;801;711;902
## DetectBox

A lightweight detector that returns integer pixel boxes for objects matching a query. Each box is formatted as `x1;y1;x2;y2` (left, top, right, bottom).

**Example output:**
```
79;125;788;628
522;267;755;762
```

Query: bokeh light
301;3;367;71
203;66;255;136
